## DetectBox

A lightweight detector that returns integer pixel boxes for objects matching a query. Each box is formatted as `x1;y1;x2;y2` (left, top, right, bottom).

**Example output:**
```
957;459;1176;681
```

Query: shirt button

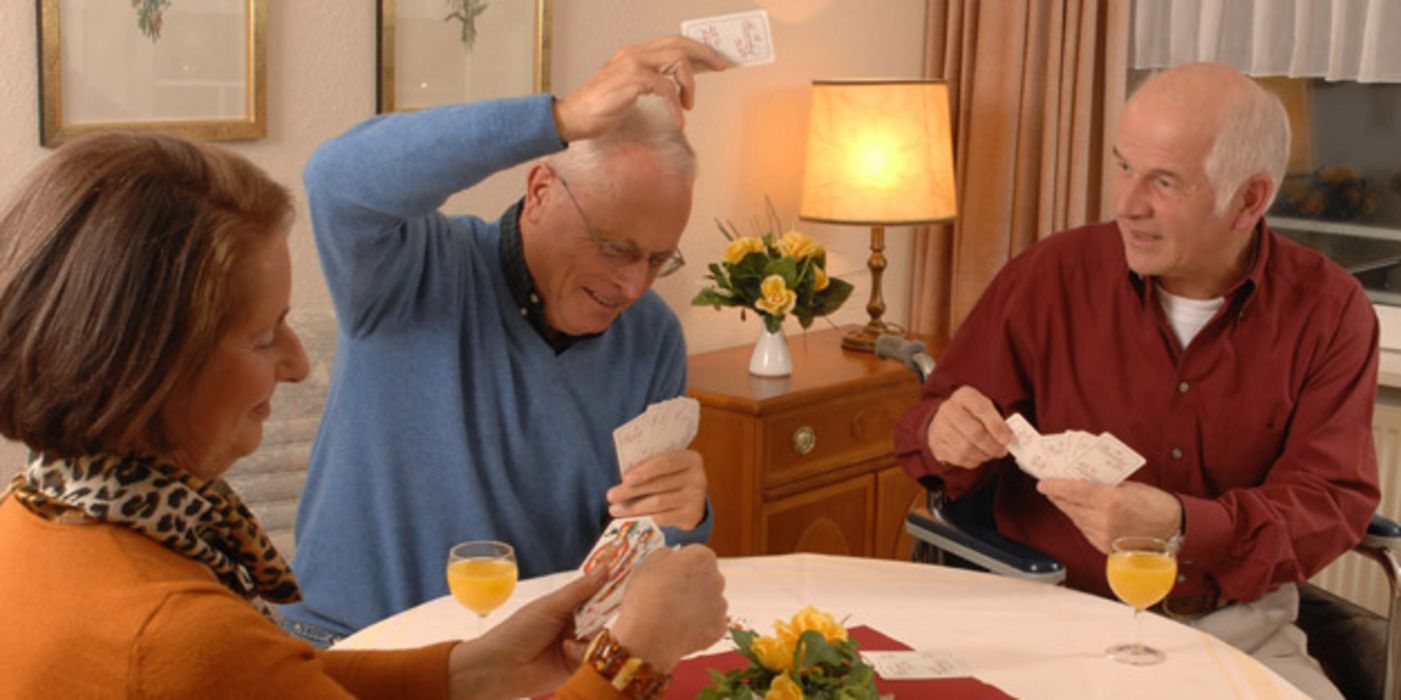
1171;448;1184;459
1178;381;1190;394
529;293;540;304
519;307;528;316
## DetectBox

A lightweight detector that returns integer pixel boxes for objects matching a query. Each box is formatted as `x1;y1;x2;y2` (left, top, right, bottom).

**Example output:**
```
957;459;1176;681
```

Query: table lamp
799;79;958;352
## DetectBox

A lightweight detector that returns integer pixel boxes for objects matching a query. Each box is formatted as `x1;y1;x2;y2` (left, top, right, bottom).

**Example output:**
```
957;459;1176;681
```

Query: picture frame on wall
37;0;267;148
377;0;552;114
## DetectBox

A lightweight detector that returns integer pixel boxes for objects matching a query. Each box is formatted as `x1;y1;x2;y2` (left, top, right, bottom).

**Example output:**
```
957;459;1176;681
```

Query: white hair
546;95;696;196
1202;83;1291;214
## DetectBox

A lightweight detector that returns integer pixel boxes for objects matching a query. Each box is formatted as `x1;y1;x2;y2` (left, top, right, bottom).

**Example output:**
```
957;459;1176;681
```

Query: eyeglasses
553;171;686;278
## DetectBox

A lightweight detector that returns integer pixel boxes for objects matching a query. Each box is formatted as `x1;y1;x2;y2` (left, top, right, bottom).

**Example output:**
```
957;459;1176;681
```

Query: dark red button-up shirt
895;221;1381;602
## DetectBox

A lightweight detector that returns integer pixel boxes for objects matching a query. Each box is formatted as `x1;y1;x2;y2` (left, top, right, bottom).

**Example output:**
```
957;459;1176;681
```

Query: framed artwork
37;0;267;147
377;0;552;113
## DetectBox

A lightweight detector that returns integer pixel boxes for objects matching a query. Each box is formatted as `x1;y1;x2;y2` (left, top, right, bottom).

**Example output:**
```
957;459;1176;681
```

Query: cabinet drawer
762;384;917;488
761;475;873;556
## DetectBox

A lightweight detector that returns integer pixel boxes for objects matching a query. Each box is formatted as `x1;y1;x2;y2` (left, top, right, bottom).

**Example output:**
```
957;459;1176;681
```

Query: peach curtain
909;0;1131;339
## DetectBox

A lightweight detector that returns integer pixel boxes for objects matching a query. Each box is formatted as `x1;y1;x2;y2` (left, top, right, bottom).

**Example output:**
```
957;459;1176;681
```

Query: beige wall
0;1;928;470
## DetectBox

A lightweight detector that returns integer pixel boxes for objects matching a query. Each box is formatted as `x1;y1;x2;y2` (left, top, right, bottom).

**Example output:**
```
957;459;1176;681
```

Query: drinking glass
446;541;518;618
1104;535;1178;665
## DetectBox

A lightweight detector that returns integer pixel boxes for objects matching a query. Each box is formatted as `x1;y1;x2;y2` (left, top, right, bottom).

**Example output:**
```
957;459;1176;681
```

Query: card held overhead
681;10;775;66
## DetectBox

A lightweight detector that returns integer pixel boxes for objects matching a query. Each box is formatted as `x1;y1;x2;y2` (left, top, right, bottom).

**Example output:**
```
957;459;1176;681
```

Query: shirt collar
1121;220;1270;314
498;199;595;354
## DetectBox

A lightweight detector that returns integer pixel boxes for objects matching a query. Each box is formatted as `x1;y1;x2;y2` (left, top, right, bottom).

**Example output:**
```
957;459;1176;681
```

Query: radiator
1308;399;1401;617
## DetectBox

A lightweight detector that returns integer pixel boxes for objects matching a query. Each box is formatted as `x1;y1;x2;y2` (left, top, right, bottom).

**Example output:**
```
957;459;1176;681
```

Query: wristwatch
583;628;671;700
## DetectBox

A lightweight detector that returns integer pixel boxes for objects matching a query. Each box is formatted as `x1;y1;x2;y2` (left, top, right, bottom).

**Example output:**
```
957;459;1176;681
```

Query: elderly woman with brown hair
0;132;726;699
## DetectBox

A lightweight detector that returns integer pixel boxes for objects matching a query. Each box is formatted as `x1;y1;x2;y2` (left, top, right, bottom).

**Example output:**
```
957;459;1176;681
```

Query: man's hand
926;386;1013;468
606;449;706;530
553;35;730;142
610;545;728;672
446;567;608;699
1037;478;1182;553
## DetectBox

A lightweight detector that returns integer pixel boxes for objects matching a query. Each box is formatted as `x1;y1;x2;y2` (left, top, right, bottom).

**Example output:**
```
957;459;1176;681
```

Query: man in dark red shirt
894;63;1378;699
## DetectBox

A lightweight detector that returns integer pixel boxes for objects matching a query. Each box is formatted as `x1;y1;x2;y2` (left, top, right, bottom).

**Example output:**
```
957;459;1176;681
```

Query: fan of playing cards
1004;414;1145;485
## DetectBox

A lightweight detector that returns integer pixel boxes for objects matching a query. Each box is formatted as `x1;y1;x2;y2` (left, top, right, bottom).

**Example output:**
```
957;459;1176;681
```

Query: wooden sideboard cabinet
687;326;939;559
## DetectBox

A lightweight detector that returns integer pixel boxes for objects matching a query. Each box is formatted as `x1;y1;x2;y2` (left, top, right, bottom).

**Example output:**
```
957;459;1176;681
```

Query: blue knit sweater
283;95;709;635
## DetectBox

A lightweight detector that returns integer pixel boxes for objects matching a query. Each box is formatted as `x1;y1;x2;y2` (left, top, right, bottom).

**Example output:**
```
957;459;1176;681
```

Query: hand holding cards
574;517;666;640
1004;414;1144;485
572;517;730;668
610;397;707;530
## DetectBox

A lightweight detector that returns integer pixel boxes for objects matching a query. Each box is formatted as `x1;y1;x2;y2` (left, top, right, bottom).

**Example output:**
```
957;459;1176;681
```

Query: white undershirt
1156;284;1225;349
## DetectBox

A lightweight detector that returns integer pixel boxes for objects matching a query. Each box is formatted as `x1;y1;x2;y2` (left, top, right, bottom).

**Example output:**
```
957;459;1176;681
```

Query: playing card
864;650;972;679
1003;413;1041;460
681;10;775;66
1004;413;1051;479
573;517;665;639
1063;430;1097;471
1070;432;1147;485
612;397;700;476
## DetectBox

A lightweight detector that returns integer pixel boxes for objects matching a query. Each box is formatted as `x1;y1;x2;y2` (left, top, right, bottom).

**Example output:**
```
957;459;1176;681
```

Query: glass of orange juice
1104;535;1177;665
446;541;518;618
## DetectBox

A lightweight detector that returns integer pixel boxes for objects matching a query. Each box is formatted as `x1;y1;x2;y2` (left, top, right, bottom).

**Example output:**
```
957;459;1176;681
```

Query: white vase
748;326;792;377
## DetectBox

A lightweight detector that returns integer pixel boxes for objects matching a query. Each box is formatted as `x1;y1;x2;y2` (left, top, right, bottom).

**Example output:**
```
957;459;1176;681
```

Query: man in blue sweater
281;36;730;645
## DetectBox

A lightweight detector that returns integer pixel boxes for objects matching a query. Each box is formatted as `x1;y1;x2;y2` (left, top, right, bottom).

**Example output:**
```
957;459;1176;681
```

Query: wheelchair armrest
905;504;1066;584
1364;513;1401;550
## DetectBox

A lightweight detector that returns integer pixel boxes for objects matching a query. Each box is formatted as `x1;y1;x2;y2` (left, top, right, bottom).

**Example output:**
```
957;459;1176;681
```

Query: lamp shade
799;80;957;226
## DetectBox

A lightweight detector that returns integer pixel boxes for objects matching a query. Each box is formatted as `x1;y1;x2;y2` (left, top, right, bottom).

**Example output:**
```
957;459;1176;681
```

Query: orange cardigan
0;497;617;699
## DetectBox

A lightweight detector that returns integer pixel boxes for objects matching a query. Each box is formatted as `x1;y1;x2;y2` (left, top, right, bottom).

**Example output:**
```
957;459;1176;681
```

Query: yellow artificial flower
751;635;795;672
755;275;797;316
777;231;824;259
724;236;767;264
775;605;848;648
764;672;804;700
812;266;830;292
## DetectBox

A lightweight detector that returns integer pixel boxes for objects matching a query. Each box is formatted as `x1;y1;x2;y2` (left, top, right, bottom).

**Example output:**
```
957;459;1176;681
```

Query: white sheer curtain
1134;0;1401;82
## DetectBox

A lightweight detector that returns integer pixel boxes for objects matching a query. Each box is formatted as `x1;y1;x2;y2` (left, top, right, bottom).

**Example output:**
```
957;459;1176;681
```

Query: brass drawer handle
792;426;817;455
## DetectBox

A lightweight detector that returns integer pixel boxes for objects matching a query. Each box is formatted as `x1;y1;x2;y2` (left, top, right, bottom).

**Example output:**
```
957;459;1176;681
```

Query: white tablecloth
337;553;1306;699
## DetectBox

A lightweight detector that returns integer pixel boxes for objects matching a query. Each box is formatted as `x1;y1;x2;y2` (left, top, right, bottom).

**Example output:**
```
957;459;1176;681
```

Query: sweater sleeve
131;588;451;700
320;644;455;700
303;95;565;336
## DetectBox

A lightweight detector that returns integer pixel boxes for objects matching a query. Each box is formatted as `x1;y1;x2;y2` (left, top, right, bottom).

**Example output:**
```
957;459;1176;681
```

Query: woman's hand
445;567;607;699
609;545;728;672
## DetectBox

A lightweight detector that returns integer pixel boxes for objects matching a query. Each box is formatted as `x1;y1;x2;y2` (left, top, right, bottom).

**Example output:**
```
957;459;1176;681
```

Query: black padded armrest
1368;513;1401;539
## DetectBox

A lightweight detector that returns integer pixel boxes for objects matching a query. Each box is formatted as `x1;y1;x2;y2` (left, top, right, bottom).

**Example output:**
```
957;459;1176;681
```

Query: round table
337;553;1306;699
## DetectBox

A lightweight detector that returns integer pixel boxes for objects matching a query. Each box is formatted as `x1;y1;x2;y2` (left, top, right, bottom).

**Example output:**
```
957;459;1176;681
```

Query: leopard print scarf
4;453;301;617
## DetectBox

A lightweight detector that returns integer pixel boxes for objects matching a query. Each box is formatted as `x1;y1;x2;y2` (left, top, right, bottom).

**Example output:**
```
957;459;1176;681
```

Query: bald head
1127;63;1290;213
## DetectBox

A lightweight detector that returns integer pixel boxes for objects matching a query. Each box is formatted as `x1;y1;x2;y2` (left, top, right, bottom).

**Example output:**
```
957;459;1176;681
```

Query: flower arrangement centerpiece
700;606;879;700
691;204;854;335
